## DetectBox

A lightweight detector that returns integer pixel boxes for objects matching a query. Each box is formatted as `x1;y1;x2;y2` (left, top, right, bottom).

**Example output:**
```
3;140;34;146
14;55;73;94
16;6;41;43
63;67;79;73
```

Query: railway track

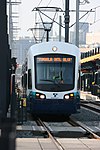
38;117;100;139
16;109;100;139
69;118;100;139
81;100;100;113
36;117;66;150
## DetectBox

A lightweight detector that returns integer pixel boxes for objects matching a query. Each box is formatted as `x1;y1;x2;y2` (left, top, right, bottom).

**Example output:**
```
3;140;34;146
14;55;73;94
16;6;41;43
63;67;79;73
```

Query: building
14;37;34;64
70;22;89;45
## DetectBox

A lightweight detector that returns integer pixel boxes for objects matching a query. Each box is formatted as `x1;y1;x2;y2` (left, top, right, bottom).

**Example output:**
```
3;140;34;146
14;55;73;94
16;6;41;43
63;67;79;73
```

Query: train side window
22;74;27;88
22;75;24;87
24;73;27;88
28;69;32;89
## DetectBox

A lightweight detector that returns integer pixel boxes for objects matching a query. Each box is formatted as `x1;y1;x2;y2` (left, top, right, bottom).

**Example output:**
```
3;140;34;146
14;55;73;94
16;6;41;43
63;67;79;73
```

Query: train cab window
35;54;75;92
28;69;32;89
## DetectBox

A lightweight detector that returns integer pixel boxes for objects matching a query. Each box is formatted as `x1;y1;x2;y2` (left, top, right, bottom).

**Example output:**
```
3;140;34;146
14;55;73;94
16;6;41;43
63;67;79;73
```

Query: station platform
80;91;100;101
16;138;100;150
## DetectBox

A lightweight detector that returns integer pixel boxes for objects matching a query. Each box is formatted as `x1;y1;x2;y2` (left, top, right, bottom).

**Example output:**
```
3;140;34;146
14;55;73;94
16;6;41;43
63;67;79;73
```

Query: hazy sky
18;0;100;37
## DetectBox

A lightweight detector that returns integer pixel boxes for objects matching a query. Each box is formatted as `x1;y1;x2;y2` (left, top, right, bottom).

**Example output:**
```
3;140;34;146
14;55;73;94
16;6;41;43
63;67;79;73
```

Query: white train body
23;41;80;115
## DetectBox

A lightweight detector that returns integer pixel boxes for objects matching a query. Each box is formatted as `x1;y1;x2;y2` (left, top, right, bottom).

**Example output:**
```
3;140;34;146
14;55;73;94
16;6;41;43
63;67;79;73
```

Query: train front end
27;42;80;116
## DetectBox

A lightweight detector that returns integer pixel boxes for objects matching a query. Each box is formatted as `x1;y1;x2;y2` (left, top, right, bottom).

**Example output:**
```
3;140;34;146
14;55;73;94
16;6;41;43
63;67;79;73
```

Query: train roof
27;41;80;56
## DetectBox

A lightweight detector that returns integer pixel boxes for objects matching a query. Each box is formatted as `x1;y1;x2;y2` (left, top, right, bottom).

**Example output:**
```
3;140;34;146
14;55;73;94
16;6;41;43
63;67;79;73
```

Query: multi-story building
14;37;34;64
70;22;89;45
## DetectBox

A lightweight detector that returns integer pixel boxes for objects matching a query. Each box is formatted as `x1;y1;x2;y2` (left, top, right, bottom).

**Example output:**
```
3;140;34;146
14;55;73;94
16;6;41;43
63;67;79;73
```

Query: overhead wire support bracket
32;7;64;28
32;7;64;42
69;8;95;28
32;7;63;12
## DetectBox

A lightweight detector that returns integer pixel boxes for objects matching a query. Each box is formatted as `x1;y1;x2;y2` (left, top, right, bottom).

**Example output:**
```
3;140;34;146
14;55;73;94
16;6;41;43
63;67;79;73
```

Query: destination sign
37;57;72;62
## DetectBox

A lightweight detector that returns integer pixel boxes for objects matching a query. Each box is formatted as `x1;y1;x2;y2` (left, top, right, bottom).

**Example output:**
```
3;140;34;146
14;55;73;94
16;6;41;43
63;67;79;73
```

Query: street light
43;22;52;42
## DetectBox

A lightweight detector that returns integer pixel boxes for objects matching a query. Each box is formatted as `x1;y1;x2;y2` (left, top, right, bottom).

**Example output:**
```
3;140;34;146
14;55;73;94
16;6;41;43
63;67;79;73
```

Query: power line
78;5;100;31
90;18;100;26
69;8;94;28
46;0;53;7
37;0;43;7
79;12;90;30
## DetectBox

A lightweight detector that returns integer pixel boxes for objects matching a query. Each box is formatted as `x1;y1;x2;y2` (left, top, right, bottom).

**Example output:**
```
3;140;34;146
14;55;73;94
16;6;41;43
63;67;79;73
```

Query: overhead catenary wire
79;12;90;30
91;18;100;25
33;3;100;35
33;7;98;30
79;5;100;33
70;5;100;28
46;0;53;7
37;0;43;7
70;8;93;28
33;8;64;28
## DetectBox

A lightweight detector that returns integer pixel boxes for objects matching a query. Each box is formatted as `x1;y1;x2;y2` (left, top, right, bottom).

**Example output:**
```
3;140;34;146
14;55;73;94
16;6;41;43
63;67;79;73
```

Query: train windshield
35;54;75;92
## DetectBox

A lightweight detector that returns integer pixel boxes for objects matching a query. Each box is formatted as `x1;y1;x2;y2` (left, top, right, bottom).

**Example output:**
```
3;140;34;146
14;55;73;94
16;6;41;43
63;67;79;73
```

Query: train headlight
40;94;45;99
64;93;74;99
36;92;46;99
64;95;69;99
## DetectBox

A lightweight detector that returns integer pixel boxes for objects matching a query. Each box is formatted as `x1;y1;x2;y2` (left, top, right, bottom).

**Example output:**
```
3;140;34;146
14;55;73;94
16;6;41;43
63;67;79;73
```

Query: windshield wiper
40;79;60;87
40;79;55;83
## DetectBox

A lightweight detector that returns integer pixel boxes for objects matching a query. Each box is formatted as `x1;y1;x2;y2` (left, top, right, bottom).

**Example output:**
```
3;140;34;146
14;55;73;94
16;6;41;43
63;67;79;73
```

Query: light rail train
22;41;80;116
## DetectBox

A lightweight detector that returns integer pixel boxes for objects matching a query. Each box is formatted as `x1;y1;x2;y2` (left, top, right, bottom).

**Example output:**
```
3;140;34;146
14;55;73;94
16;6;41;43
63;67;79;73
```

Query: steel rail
70;118;100;139
76;121;100;139
81;102;100;113
90;101;100;106
37;118;66;150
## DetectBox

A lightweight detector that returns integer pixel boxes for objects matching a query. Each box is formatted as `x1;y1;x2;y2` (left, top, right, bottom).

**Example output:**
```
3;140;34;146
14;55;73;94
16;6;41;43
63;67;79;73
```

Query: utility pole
65;0;70;42
76;0;79;47
59;16;62;41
